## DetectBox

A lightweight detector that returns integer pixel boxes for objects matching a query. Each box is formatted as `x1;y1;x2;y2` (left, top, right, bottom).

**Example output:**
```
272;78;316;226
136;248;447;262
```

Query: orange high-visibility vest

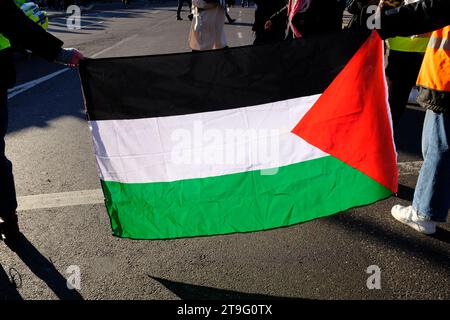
417;26;450;92
416;26;450;112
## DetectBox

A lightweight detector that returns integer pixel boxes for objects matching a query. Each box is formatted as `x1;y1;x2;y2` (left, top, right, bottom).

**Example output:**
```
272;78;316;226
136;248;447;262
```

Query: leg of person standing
0;88;19;241
225;6;236;23
187;0;194;21
177;0;183;20
412;110;450;222
392;110;450;234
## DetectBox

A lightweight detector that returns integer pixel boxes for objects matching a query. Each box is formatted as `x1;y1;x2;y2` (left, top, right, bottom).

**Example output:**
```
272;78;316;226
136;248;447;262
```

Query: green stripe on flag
101;156;391;239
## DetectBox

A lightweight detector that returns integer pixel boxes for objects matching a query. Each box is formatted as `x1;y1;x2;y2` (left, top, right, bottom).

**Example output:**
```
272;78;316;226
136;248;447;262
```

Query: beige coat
189;0;228;51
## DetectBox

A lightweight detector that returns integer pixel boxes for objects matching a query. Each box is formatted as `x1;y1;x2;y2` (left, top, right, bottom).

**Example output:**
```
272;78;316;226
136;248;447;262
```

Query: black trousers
0;88;17;219
177;0;192;17
385;50;425;129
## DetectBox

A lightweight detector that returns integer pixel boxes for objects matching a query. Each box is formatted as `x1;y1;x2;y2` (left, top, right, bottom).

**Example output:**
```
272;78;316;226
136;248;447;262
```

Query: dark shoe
177;16;183;20
188;14;193;21
228;18;236;24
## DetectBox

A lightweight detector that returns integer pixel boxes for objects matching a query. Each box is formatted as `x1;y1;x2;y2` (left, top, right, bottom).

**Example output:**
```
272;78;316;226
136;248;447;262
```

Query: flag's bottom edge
100;156;393;240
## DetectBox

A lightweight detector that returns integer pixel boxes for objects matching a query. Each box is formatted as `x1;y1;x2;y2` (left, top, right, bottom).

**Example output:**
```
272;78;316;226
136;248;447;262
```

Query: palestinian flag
80;30;397;240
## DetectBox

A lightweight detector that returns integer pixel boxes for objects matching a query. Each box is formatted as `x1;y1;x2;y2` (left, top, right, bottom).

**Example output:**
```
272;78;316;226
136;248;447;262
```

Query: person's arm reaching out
377;0;450;39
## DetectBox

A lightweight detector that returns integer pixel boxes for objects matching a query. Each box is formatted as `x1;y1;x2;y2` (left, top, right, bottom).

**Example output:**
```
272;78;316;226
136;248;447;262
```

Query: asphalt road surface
1;0;449;300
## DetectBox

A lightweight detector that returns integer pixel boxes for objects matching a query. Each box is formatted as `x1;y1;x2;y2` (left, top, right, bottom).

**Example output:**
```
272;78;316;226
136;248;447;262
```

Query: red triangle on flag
292;31;398;193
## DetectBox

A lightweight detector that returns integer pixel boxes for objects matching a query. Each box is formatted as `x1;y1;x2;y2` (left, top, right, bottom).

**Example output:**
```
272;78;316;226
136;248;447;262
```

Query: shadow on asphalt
396;184;415;202
0;264;23;300
430;228;450;245
149;276;306;300
328;214;450;266
3;233;83;300
8;68;85;134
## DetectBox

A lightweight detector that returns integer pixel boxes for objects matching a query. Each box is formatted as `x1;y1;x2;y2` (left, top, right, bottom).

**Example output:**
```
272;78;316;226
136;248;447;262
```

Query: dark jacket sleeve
0;0;63;61
378;0;450;39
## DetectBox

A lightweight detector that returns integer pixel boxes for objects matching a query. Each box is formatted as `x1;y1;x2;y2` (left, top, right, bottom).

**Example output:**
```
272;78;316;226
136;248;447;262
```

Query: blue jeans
413;110;450;222
0;88;18;218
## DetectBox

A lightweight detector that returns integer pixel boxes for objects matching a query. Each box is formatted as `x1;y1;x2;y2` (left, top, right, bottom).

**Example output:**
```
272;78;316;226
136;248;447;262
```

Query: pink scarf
287;0;312;38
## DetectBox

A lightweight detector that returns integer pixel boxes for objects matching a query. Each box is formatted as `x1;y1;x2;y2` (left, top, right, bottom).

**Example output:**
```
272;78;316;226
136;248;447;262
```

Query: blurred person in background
253;0;287;45
177;0;194;21
264;0;346;39
189;0;228;51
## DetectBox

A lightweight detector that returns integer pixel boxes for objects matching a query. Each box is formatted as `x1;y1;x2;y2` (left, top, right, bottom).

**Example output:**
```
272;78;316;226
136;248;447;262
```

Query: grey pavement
1;1;449;300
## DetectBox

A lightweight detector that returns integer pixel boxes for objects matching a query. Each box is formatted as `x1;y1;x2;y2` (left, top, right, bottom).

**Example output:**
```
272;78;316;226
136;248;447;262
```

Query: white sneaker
391;205;437;235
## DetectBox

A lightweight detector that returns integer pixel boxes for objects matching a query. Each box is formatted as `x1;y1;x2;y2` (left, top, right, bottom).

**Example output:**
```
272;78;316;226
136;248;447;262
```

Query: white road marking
82;20;104;28
91;34;138;58
16;161;423;211
7;69;69;100
237;32;243;39
7;34;139;100
17;189;104;212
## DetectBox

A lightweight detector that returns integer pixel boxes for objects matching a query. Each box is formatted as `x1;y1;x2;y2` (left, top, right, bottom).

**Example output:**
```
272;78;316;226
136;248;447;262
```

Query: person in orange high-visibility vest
416;28;450;112
378;0;450;235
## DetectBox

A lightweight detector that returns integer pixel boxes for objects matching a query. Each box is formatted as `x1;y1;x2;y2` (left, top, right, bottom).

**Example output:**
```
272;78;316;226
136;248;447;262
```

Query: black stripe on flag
80;29;370;121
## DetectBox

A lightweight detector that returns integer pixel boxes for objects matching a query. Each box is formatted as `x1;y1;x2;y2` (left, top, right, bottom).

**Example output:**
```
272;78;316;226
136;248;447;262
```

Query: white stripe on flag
90;94;328;184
